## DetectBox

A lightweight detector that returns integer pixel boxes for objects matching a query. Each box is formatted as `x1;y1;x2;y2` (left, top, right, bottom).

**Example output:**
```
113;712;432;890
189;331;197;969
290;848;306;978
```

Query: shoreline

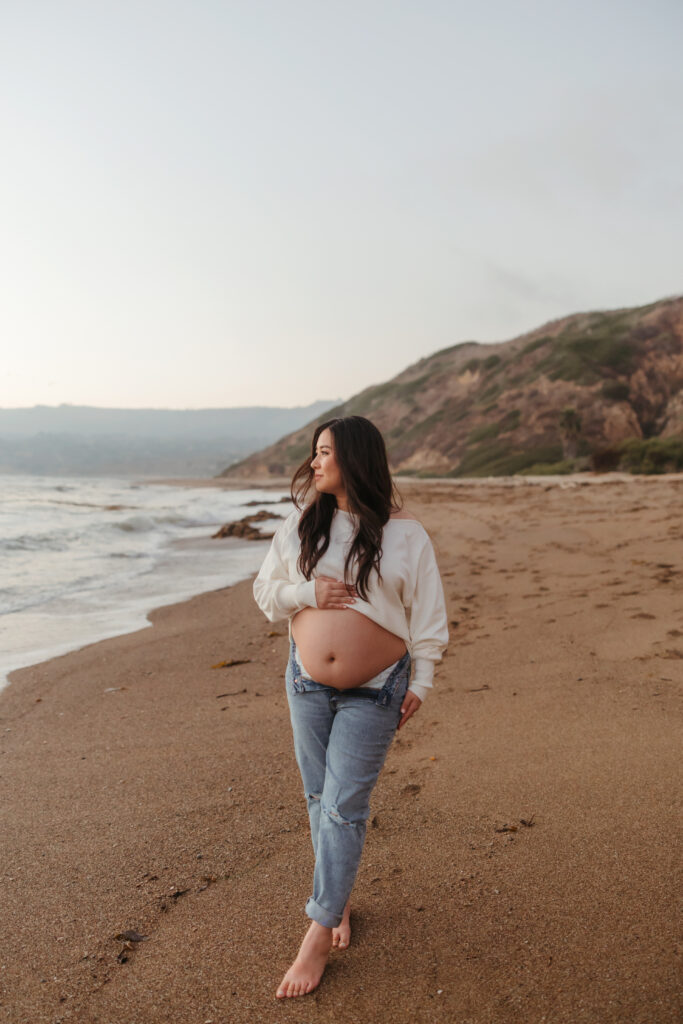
1;477;681;1022
142;469;683;490
2;476;289;694
2;541;268;696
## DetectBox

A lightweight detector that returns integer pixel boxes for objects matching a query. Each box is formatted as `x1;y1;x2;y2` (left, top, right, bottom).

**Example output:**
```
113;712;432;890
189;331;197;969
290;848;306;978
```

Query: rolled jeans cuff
305;896;342;929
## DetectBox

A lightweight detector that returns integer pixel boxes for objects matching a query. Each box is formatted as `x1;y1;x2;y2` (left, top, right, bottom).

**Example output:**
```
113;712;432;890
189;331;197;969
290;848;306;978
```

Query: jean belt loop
289;636;306;693
376;650;411;707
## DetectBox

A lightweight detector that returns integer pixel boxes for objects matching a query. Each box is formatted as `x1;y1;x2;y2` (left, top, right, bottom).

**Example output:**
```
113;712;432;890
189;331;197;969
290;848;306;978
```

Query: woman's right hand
314;576;358;610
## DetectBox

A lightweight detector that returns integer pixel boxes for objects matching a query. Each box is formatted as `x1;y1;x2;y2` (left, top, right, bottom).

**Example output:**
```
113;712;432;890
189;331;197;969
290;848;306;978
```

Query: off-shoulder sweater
253;507;448;701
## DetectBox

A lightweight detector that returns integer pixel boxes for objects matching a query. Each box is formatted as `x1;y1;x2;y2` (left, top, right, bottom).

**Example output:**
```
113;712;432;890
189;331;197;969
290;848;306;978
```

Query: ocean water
0;474;290;690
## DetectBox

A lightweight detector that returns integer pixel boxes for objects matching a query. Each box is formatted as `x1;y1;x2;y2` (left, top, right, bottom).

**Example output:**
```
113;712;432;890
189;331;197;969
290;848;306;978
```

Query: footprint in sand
631;612;656;619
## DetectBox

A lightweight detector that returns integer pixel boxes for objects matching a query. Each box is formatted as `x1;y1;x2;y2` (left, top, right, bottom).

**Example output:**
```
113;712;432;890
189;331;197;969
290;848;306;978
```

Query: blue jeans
286;638;411;928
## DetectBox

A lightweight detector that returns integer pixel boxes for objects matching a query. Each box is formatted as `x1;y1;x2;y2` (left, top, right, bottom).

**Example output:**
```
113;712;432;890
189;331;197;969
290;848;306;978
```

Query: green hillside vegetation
614;436;683;474
221;295;683;479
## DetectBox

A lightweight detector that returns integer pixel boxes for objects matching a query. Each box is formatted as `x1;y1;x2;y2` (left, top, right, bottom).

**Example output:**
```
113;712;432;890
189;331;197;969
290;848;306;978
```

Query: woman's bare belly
291;607;407;689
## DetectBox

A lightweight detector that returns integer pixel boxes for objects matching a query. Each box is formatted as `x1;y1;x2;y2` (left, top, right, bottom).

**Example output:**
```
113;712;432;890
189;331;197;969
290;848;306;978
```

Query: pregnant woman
253;415;448;999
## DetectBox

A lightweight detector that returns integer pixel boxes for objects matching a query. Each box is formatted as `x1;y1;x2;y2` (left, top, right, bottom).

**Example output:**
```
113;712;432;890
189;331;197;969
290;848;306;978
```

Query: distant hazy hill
222;296;683;479
0;401;338;477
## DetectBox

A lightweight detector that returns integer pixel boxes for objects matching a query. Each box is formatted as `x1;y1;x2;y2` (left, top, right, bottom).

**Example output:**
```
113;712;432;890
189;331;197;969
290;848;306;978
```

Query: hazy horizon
0;399;341;412
2;1;681;410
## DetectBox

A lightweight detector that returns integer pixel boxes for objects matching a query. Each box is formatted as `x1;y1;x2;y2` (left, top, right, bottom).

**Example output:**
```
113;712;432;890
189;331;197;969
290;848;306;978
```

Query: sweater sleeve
252;512;318;623
406;533;449;694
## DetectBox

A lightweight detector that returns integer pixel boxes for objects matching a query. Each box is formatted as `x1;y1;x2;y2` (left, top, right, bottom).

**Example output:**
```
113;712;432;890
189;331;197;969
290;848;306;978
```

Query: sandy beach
1;475;681;1024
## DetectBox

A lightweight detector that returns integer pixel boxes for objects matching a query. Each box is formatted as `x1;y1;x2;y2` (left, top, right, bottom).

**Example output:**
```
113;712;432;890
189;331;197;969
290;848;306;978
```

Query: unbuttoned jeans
286;638;411;928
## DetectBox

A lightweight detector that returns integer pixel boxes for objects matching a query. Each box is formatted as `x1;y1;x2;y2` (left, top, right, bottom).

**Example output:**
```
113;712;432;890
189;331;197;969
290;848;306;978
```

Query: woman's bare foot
276;921;332;999
332;901;351;950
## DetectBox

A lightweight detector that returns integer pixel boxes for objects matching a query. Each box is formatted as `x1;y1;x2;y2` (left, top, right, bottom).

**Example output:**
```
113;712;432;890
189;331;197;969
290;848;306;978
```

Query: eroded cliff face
222;295;683;478
628;304;683;437
661;392;683;438
599;403;643;446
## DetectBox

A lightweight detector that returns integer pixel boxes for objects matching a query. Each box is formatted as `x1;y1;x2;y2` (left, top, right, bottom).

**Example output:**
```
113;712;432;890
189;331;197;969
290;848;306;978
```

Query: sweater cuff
411;656;436;690
294;579;317;609
408;681;430;702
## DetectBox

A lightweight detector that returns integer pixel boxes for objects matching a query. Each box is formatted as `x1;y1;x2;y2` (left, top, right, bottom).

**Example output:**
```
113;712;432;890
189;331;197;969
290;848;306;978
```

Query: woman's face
311;428;346;504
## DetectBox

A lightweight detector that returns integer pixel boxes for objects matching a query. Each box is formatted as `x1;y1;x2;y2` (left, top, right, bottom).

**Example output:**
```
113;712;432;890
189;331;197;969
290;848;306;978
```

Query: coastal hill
0;400;337;477
220;295;683;478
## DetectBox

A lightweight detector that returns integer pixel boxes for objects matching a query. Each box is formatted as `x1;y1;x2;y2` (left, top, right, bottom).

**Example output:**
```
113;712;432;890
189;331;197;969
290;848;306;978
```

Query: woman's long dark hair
291;416;401;600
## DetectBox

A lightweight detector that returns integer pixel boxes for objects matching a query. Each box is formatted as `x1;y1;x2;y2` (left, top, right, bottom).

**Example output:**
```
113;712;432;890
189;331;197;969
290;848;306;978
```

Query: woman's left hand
398;691;422;730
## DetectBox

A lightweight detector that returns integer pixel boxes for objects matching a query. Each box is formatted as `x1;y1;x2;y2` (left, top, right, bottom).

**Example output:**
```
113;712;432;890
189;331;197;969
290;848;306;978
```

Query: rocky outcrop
212;510;282;541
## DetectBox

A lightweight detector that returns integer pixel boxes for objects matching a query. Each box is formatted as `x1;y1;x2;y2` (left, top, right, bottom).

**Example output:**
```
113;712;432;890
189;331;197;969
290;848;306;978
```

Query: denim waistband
287;637;411;708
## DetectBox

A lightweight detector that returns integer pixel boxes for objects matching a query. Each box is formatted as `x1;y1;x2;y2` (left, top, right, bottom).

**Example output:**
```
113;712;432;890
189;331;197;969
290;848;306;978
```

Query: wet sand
1;475;681;1023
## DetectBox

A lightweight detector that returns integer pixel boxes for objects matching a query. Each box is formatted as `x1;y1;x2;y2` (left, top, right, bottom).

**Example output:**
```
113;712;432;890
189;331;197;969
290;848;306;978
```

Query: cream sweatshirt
253;507;449;701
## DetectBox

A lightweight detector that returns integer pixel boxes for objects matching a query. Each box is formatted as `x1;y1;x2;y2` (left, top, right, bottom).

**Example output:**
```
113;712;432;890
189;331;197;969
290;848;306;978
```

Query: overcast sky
1;0;681;409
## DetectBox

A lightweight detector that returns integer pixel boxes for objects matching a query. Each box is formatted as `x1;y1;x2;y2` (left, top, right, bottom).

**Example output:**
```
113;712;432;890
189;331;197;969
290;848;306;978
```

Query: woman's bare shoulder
389;509;422;523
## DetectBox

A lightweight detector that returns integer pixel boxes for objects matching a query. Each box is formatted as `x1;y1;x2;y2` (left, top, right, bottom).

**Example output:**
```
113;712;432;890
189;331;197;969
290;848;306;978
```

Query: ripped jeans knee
321;798;368;829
